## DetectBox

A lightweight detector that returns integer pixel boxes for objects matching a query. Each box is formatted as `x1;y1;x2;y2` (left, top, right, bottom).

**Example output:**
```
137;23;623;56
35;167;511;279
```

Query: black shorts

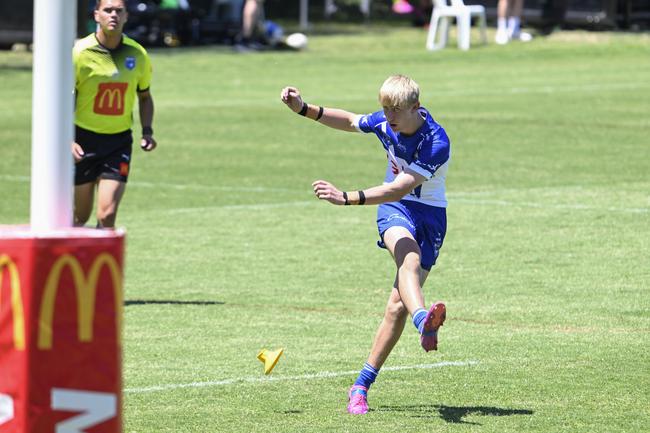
74;126;133;185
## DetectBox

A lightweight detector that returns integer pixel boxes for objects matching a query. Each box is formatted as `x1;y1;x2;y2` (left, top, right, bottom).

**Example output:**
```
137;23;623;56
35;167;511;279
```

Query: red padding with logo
0;228;124;432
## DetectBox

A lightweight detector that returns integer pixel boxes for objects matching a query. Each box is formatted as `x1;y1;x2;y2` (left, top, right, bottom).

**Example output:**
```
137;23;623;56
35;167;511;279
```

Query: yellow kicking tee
74;33;152;134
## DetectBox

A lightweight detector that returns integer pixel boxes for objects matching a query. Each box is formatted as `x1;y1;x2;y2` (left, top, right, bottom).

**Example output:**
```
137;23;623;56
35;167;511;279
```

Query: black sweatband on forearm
316;106;324;121
343;191;350;205
298;102;308;116
358;190;366;205
142;126;153;136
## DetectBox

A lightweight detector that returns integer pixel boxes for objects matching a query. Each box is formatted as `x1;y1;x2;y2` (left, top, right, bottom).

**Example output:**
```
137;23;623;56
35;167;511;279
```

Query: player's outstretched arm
281;86;358;132
312;169;426;206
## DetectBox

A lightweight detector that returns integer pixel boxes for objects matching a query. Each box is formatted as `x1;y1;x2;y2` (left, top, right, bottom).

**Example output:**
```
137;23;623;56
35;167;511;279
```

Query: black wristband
358;190;366;205
298;102;308;116
142;126;153;136
316;106;324;121
343;191;349;205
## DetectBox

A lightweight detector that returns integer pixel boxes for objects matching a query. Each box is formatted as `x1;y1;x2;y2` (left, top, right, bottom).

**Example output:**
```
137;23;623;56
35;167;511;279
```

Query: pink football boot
347;385;369;414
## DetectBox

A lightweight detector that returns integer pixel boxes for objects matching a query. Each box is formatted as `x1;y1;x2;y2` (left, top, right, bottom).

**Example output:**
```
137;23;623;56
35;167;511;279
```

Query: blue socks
412;308;428;334
353;362;380;389
352;309;428;390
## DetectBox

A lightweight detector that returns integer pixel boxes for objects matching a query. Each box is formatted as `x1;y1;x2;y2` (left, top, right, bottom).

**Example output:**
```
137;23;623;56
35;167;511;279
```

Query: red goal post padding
0;227;124;432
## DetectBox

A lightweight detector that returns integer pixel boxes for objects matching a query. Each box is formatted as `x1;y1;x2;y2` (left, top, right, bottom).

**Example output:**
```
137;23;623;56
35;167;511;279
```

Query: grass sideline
1;27;649;432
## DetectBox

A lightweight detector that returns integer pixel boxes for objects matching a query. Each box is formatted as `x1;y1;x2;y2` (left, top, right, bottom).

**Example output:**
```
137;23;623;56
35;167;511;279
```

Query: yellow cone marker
257;348;284;375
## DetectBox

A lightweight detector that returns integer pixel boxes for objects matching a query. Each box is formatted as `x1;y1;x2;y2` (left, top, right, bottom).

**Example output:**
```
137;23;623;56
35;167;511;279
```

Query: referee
72;0;157;228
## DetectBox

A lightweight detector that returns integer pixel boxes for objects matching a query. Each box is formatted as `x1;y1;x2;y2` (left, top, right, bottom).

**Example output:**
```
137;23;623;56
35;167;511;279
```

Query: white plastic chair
425;0;487;51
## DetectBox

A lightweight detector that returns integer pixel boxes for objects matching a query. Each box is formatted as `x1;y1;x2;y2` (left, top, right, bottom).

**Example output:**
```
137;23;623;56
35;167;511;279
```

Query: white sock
508;17;521;36
497;17;508;33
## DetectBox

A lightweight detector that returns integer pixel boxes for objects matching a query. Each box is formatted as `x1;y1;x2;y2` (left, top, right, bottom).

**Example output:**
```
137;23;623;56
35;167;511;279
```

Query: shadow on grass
275;409;303;415
0;64;32;72
124;299;225;306
375;404;533;425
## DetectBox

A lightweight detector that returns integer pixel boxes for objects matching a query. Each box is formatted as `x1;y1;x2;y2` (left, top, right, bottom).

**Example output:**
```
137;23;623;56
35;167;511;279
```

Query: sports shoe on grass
420;302;446;352
495;29;509;45
347;385;369;414
512;31;533;42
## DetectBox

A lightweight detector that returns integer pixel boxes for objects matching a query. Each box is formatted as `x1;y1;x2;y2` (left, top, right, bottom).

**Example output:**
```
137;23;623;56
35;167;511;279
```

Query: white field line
4;82;649;113
0;175;295;194
154;82;650;108
452;197;649;214
128;179;296;193
163;198;649;215
162;196;649;215
499;81;650;95
166;201;316;213
3;175;647;214
1;175;30;182
124;360;479;394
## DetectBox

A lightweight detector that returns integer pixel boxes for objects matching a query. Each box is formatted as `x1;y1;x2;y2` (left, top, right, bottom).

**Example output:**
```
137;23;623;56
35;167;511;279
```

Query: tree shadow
375;404;533;425
124;299;225;306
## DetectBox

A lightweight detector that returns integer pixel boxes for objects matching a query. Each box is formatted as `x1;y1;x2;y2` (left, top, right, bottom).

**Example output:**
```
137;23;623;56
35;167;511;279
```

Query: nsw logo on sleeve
125;56;136;70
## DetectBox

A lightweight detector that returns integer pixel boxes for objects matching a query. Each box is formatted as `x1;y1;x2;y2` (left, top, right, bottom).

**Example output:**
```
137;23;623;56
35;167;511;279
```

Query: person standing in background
495;0;533;44
73;0;157;228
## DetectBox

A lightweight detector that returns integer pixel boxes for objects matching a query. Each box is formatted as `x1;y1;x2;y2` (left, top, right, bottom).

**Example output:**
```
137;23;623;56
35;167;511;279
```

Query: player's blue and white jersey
353;108;450;208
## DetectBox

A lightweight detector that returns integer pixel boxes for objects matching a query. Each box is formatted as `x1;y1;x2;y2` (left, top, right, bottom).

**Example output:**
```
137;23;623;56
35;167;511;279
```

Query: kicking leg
383;226;446;352
383;226;425;315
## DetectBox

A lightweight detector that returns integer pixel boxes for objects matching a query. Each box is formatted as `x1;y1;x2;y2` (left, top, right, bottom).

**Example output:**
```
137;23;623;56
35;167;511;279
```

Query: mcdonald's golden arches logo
0;255;26;351
93;82;128;116
38;253;123;350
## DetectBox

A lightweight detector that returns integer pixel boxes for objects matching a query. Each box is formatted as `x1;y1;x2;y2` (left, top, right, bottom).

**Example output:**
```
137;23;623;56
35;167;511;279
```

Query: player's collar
94;32;124;51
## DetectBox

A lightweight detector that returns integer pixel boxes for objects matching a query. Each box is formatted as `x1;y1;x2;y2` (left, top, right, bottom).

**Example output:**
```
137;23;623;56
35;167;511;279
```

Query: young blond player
281;75;450;414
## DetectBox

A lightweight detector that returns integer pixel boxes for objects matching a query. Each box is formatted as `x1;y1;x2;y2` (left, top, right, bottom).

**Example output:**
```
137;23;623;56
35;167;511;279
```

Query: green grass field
1;26;649;432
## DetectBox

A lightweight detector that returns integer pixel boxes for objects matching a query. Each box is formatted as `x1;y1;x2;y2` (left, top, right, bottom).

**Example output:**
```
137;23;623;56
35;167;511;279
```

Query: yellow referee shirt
73;33;152;134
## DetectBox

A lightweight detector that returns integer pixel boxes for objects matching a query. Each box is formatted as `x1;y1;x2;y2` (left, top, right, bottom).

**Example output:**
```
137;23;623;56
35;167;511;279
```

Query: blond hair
378;75;420;108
